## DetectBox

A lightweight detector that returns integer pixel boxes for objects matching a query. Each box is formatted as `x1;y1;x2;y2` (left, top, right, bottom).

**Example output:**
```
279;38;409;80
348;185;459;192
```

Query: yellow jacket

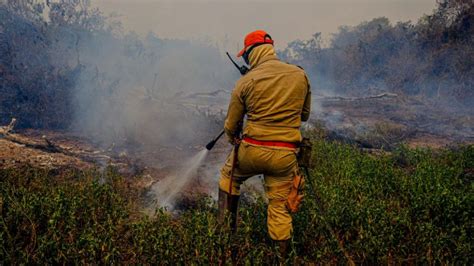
224;44;311;143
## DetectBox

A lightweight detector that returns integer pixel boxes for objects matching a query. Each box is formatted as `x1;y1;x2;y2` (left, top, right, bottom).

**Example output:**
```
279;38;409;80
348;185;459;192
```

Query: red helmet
237;30;274;57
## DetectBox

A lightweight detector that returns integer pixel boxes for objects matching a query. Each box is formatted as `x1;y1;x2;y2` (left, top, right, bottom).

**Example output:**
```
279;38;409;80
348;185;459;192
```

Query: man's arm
224;85;245;143
301;76;311;122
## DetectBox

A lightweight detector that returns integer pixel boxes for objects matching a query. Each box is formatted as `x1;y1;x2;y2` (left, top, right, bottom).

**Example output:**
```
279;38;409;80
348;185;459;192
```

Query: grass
0;137;472;264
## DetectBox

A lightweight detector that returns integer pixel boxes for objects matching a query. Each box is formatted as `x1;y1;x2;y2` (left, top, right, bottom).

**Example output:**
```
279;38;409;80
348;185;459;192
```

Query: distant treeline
0;0;233;132
1;0;473;131
280;0;473;107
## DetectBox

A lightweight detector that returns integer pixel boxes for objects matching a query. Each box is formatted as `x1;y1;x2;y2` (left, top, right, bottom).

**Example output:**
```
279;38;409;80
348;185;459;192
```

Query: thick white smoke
72;33;238;149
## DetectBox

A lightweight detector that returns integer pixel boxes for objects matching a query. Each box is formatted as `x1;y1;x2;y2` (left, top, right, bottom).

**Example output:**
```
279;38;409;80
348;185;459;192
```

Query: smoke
71;32;237;150
146;149;209;211
279;10;474;144
66;30;240;209
93;0;436;48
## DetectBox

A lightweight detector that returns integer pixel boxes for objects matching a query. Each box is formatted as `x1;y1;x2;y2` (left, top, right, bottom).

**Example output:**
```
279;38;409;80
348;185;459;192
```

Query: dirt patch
0;138;92;169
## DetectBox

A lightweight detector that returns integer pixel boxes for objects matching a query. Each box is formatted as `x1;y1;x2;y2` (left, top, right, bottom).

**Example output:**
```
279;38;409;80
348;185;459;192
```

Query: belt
242;137;297;149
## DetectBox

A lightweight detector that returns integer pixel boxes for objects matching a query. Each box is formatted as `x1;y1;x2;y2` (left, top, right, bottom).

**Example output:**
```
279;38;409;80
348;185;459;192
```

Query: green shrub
1;141;472;264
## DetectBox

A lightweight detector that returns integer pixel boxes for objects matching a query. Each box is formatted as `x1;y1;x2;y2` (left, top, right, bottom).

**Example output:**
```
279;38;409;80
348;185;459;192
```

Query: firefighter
218;30;311;257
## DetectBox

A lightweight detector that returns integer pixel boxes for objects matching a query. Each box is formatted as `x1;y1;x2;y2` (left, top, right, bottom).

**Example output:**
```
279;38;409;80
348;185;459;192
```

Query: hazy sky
94;0;437;50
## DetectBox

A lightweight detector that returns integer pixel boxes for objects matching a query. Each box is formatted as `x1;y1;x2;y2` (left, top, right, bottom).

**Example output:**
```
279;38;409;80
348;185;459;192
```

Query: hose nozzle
206;140;217;150
206;130;225;150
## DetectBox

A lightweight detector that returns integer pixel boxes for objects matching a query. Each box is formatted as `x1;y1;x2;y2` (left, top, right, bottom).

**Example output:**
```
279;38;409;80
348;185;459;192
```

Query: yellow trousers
219;141;298;240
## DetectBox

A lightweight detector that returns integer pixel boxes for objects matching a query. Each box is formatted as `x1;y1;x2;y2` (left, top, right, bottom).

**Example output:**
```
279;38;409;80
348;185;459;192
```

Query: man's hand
230;137;242;146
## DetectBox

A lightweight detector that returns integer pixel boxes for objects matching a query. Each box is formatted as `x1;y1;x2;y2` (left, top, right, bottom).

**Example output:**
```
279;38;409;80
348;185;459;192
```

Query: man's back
239;56;310;142
225;50;311;143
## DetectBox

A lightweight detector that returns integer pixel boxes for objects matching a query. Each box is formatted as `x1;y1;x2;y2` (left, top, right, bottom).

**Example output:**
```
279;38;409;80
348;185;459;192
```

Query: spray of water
147;149;209;211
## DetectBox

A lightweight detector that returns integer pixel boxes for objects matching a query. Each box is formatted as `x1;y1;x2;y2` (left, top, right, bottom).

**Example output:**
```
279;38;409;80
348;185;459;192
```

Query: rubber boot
228;194;240;234
217;189;229;224
217;188;240;232
275;239;290;264
217;189;240;263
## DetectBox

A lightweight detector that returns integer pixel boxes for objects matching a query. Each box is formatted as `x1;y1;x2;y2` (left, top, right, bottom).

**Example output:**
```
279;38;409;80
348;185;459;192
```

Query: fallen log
0;118;110;163
1;119;59;152
184;89;229;99
315;92;398;102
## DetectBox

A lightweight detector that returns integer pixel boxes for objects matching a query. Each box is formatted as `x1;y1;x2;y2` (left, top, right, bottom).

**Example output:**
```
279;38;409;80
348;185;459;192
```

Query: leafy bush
1;138;472;264
303;139;473;263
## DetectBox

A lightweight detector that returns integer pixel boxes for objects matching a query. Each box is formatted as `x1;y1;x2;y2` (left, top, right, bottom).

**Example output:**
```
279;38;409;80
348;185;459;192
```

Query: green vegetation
1;139;473;264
